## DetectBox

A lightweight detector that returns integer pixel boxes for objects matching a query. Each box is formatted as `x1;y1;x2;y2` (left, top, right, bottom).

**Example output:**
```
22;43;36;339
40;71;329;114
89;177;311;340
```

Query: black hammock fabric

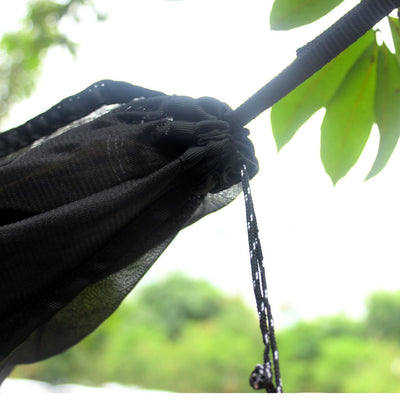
0;80;258;382
3;1;396;386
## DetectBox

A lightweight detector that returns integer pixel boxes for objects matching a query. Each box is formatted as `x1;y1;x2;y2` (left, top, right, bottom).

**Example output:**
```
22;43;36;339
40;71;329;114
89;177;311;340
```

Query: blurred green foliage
11;274;261;393
10;274;400;393
0;0;105;122
366;290;400;341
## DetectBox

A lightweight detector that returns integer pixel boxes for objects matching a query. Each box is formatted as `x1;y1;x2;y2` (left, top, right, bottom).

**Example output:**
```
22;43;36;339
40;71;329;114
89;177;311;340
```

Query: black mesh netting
2;0;400;387
0;80;258;382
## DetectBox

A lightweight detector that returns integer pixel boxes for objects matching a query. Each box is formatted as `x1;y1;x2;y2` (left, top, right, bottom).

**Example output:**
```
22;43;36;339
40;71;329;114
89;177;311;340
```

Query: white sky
1;0;400;328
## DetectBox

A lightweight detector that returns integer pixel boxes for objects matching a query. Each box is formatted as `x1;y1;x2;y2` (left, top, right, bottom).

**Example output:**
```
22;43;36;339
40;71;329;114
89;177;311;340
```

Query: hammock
0;0;398;392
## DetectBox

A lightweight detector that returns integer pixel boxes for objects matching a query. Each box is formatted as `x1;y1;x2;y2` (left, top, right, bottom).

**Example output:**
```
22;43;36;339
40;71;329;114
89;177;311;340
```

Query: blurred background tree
10;274;400;393
365;290;400;341
11;274;262;393
0;0;105;124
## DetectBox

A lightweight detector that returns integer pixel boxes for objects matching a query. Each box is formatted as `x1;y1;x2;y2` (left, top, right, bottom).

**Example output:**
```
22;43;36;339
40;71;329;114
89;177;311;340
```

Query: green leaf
389;16;400;64
270;0;344;31
321;43;378;185
367;44;400;179
271;30;375;151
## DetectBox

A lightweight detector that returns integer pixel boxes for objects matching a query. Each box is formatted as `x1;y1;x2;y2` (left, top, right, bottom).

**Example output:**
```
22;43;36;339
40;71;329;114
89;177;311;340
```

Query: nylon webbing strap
241;164;282;393
232;0;400;127
0;80;165;158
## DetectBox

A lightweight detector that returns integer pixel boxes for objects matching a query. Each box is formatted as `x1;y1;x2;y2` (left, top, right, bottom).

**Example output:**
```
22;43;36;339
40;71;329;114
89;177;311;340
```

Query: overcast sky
1;0;400;328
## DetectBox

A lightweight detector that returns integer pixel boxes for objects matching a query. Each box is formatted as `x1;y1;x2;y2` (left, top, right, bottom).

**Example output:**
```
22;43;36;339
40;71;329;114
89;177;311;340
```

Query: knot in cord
249;363;276;392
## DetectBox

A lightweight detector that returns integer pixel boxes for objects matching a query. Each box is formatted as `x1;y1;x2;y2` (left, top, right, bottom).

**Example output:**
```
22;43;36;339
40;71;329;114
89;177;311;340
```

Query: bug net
0;80;258;382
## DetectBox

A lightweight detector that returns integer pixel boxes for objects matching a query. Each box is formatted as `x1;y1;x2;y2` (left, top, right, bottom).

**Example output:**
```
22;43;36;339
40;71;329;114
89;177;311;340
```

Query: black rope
0;80;165;158
241;163;282;393
232;0;400;127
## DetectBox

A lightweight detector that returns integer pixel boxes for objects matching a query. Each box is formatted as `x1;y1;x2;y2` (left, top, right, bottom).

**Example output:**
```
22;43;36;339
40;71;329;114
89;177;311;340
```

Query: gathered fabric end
0;81;258;382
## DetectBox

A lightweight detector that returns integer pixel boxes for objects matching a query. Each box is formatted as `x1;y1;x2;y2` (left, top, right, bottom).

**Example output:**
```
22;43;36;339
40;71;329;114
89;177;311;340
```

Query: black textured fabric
0;81;258;382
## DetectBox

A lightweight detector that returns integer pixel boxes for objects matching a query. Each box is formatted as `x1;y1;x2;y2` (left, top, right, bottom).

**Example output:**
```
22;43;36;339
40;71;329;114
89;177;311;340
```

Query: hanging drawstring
235;1;400;392
241;163;282;393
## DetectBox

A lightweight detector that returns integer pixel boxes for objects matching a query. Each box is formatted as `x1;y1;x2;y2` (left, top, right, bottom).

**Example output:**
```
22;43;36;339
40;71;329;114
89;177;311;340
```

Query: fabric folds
0;82;258;382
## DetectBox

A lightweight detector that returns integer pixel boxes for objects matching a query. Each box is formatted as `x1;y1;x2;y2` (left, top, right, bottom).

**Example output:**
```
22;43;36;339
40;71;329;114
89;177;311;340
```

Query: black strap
241;163;282;393
0;80;165;157
2;2;399;157
231;0;400;127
